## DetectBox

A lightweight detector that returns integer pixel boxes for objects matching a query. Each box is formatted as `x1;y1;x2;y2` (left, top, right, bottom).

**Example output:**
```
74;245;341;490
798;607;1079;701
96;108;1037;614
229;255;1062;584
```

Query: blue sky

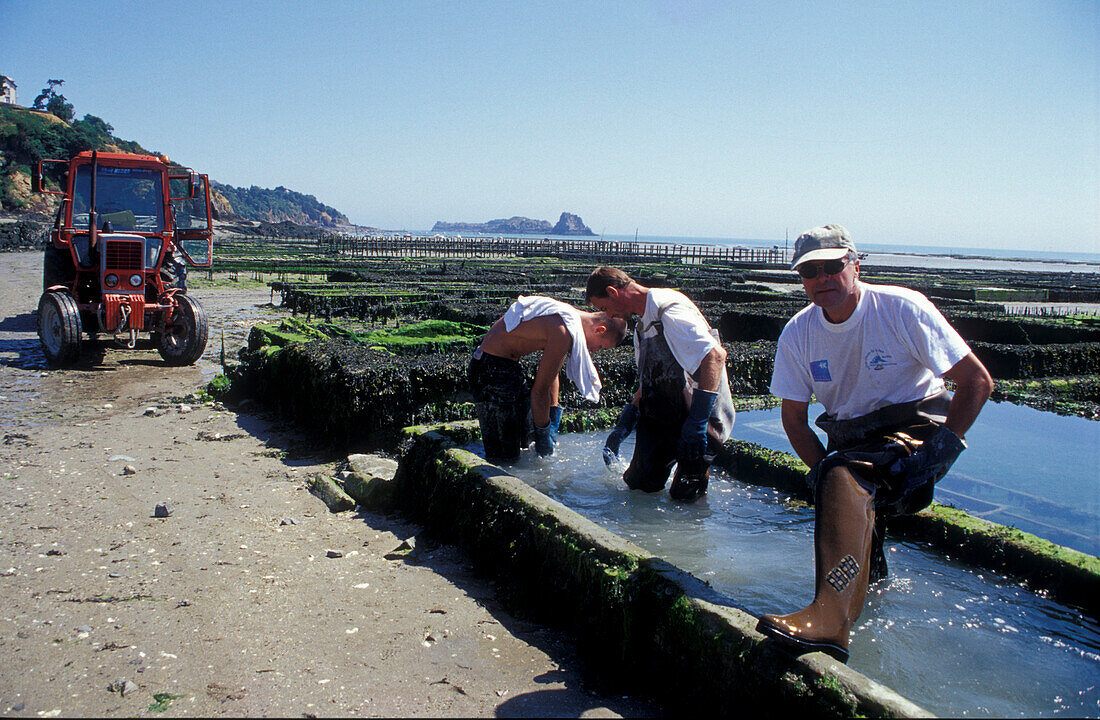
3;1;1097;252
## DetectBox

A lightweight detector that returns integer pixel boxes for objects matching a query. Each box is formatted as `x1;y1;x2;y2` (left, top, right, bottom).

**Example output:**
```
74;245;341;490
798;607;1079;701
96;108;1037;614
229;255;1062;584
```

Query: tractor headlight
104;273;119;288
129;274;143;288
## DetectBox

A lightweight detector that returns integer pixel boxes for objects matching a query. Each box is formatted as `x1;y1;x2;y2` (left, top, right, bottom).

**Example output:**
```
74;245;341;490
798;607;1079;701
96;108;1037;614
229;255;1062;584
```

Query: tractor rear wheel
157;294;208;366
37;291;82;367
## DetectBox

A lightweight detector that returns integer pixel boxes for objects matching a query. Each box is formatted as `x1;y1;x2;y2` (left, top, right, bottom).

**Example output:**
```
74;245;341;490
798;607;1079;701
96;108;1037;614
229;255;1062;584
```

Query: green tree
77;115;113;138
32;79;64;109
46;94;74;122
67;114;113;154
32;79;74;121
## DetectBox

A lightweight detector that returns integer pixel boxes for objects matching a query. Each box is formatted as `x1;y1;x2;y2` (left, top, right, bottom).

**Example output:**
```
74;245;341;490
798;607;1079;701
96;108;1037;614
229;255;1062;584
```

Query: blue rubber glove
889;424;966;492
549;405;562;432
603;403;639;465
679;389;717;463
534;406;562;456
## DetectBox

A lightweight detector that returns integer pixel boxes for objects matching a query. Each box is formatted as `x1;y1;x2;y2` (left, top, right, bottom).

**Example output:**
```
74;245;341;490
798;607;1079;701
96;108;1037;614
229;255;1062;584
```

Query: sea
416;230;1100;274
603;233;1100;266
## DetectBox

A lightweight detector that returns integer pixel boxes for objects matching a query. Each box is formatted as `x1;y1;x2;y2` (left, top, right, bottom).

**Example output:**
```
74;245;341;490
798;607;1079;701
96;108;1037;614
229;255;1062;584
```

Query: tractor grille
104;239;143;271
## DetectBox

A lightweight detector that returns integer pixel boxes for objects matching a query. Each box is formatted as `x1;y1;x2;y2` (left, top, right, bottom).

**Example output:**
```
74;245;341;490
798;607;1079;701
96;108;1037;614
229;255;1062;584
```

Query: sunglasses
796;257;852;279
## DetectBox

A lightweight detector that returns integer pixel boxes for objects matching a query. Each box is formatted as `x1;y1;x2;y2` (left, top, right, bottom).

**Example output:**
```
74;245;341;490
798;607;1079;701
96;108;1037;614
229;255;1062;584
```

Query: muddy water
485;432;1100;718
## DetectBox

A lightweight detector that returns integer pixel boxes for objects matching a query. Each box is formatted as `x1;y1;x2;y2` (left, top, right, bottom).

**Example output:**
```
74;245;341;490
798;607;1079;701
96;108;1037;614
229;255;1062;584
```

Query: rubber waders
757;465;875;663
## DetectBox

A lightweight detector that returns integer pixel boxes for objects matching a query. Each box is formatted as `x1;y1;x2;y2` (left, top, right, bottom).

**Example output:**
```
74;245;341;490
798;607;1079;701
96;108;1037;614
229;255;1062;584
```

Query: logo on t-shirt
865;349;897;372
810;359;832;382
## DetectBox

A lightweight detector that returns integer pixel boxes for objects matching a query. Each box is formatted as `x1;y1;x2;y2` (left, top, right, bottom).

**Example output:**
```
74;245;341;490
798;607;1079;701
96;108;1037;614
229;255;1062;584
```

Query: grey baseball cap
791;225;856;269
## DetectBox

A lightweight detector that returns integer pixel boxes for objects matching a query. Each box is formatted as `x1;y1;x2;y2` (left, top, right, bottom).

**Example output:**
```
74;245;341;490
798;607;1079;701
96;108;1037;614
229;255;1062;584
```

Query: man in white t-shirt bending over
758;225;994;664
586;266;735;502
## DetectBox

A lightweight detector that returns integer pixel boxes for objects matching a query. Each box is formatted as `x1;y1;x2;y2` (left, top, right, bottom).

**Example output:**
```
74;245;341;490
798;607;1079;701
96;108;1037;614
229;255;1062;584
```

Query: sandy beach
0;252;658;718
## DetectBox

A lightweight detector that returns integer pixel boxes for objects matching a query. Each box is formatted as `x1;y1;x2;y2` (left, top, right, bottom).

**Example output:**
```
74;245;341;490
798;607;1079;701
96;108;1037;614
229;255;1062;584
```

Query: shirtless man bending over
469;295;627;459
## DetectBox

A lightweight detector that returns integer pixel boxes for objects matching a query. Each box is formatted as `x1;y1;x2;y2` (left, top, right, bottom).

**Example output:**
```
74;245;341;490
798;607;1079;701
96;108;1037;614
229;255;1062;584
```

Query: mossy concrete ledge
717;440;1099;616
308;473;355;513
394;422;931;717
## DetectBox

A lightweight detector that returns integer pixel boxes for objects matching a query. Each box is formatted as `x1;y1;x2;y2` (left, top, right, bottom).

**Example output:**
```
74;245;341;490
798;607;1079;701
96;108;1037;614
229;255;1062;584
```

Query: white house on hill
0;76;16;106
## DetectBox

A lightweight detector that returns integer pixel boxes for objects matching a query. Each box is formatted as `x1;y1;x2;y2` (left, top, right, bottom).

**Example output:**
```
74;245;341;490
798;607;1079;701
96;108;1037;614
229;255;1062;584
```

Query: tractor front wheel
37;291;83;367
157;294;208;366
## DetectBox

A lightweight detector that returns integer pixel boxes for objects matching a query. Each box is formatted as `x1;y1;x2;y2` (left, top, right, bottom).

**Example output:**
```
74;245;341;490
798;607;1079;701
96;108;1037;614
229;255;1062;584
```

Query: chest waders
623;309;734;501
757;391;953;663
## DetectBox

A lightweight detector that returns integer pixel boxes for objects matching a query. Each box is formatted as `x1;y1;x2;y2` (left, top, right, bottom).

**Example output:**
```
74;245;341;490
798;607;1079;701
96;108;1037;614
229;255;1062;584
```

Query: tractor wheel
43;243;75;290
157;294;208;366
37;291;82;367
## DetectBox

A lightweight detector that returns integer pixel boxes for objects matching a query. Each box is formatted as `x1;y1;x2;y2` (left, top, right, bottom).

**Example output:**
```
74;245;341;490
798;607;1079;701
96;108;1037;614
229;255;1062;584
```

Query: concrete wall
395;424;932;717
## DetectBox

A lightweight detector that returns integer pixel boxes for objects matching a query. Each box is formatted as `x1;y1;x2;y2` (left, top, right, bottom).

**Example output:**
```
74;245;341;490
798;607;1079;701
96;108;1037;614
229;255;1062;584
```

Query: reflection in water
481;431;1100;718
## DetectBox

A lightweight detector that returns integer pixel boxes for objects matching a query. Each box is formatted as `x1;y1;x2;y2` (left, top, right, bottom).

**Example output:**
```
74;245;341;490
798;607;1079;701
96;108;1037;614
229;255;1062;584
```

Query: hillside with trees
211;183;348;227
0;83;349;227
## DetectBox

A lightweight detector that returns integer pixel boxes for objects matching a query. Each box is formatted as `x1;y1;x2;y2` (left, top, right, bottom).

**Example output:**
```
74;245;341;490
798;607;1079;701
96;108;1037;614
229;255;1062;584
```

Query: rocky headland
432;212;595;236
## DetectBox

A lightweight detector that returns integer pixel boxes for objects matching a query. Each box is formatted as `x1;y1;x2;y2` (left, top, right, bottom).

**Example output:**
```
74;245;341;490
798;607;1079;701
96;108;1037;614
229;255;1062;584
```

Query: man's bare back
470;301;625;458
477;314;570;361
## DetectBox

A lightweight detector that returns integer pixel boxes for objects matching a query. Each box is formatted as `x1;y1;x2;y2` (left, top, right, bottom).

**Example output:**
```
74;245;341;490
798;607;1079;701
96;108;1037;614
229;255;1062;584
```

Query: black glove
678;389;717;463
534;406;563;456
805;453;832;491
602;403;639;465
889;424;966;492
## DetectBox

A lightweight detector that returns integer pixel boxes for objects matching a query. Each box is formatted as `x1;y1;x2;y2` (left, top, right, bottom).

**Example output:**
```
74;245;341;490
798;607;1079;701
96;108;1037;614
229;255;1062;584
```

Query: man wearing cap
586;266;735;502
758;225;993;663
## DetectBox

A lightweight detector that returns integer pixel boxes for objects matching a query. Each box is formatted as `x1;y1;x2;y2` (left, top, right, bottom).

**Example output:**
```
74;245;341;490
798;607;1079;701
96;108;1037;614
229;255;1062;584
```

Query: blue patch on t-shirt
810;359;832;382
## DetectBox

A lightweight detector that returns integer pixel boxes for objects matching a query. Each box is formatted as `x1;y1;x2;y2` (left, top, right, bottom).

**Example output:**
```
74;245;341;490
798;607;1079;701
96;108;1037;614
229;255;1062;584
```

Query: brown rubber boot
757;465;875;663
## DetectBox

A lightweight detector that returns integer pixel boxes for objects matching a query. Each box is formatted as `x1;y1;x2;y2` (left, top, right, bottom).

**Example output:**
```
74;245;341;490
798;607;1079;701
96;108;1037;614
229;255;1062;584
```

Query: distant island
432;212;595;236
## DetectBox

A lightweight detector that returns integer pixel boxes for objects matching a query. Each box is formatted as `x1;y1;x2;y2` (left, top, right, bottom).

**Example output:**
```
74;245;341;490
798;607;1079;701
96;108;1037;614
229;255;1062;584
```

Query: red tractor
33;151;213;367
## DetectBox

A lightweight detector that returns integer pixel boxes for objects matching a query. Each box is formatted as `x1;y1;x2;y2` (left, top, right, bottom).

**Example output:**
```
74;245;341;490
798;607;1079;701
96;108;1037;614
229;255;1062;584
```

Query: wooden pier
319;233;789;267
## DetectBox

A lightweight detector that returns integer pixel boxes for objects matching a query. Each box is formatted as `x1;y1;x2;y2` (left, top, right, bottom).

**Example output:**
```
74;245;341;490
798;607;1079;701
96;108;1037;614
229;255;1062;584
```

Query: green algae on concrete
715;438;812;500
394;423;930;718
308;473;355;513
890;503;1099;614
341;453;400;511
990;375;1100;419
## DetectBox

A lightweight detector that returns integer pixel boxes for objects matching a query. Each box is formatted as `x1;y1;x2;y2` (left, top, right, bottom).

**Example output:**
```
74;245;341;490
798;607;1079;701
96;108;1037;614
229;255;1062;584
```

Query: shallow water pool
478;432;1100;718
734;401;1100;556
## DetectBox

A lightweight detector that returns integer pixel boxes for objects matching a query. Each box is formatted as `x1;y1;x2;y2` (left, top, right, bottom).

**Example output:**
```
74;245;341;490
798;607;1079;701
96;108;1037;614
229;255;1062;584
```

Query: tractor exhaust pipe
89;151;99;248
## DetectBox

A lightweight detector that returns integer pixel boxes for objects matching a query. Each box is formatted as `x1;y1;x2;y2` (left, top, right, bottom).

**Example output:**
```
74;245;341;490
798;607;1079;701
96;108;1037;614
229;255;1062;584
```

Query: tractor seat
100;210;136;231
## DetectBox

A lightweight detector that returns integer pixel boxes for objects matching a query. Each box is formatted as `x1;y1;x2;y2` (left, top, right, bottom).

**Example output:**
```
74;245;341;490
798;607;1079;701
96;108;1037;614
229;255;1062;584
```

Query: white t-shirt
633;288;719;376
502;295;602;403
769;283;972;420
